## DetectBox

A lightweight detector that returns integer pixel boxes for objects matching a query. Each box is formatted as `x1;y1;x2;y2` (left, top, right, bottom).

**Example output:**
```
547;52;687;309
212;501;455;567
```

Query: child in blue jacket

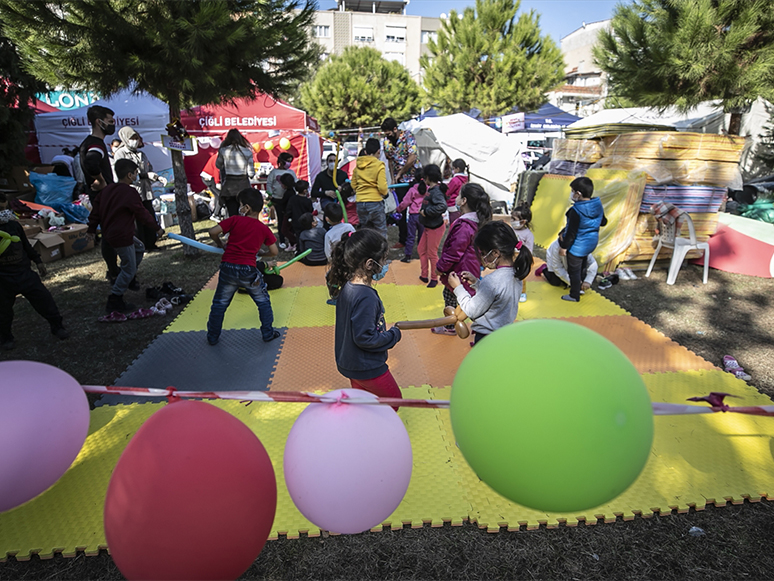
558;177;607;302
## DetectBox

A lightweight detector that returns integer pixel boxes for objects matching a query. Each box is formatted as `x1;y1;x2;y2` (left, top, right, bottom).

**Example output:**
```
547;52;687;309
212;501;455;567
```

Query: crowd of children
6;108;615;409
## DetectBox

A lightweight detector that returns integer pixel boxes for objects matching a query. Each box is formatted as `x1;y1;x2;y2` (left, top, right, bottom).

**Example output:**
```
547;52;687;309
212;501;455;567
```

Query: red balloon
104;401;277;581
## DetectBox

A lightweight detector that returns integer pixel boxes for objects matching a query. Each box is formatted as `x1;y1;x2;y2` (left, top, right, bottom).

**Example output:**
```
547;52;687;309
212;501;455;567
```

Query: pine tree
420;0;564;118
0;0;317;254
594;0;774;136
300;47;421;132
0;29;48;177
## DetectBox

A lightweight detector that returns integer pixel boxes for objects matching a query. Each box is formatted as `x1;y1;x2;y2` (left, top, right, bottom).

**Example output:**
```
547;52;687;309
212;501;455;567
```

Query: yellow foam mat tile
0;389;470;558
164;287;298;333
286;286;336;328
378;284;447;324
517;281;628;319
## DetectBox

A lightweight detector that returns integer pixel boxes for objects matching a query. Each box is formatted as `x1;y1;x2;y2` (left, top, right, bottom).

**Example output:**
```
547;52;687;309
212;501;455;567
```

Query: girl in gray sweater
447;221;534;345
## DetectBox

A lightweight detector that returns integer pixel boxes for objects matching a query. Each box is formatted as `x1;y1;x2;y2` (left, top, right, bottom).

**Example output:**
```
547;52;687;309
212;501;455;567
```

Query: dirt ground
2;221;774;580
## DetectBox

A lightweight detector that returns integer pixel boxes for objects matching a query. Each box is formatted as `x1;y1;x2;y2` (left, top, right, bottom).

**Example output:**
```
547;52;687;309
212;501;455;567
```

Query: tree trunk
167;96;198;257
728;112;742;136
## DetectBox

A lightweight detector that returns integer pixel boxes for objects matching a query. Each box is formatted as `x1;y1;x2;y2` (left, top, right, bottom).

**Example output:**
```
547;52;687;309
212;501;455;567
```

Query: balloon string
80;386;774;416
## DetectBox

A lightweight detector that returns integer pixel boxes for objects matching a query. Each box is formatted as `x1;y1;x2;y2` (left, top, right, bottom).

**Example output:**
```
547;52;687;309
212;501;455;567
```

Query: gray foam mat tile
96;328;286;406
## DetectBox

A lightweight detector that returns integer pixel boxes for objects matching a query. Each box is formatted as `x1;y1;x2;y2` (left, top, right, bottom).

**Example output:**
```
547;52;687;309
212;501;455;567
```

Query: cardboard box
56;224;94;257
31;165;56;175
30;232;64;263
0;166;35;194
22;224;42;239
18;217;48;230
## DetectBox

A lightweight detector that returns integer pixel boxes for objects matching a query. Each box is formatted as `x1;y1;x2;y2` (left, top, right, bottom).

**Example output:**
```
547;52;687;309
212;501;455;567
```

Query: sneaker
427;280;438;288
723;355;751;381
128;277;140;291
391;243;405;249
263;329;281;343
278;242;287;250
52;327;70;340
614;268;632;281
431;326;456;336
535;264;547;277
561;294;579;302
1;338;15;351
519;292;527;303
623;267;638;280
419;276;429;283
326;298;337;306
400;256;411;263
161;282;184;296
598;279;613;290
106;294;136;313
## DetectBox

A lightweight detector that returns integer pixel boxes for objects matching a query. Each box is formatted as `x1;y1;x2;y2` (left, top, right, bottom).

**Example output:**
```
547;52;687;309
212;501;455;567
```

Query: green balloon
450;320;653;513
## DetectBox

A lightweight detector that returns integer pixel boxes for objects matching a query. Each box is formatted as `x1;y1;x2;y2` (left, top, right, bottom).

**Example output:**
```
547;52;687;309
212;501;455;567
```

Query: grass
2;220;774;580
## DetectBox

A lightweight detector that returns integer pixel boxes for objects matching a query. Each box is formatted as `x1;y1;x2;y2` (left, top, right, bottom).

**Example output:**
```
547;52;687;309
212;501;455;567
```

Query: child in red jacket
87;159;163;314
433;183;492;335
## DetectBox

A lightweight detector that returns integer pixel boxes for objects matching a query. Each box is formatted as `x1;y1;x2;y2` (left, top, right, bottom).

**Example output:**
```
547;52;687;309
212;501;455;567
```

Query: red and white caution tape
81;386;774;416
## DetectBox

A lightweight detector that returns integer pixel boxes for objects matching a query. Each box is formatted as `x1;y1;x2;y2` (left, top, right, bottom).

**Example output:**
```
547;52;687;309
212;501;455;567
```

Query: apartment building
311;0;441;81
547;19;611;117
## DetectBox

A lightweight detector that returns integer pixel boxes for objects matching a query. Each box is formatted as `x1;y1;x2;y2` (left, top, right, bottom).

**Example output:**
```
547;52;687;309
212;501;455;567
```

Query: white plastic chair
645;212;709;285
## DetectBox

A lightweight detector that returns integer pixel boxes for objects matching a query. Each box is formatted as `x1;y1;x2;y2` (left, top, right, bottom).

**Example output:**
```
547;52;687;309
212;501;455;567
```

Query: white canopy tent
402;114;526;203
34;89;172;172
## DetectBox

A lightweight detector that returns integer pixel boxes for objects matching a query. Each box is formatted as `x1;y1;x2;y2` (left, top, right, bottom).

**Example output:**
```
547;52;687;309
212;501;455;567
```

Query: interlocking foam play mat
3;259;774;560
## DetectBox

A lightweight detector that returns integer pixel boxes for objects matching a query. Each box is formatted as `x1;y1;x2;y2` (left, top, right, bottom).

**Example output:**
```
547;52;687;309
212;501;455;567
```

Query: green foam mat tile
378;284;447;324
164;287;298;333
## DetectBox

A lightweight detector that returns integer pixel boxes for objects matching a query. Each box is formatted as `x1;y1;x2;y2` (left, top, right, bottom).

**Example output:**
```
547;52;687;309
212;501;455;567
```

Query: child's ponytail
474;221;533;281
460;182;492;226
327;228;389;296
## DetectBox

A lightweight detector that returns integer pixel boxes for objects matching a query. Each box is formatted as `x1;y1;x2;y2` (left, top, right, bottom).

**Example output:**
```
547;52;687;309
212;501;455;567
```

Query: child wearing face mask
433;183;492;335
266;152;296;249
395;167;426;264
510;204;534;303
447;221;533;345
445;159;469;224
312;154;348;210
206;188;281;346
329;228;402;405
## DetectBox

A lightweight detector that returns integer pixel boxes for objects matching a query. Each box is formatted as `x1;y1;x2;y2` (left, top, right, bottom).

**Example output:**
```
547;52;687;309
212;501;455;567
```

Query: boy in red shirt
207;188;280;345
87;158;163;313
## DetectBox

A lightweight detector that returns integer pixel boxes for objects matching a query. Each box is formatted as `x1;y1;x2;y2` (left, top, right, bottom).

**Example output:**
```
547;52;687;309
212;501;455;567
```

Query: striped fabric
619;212;720;262
640;185;727;213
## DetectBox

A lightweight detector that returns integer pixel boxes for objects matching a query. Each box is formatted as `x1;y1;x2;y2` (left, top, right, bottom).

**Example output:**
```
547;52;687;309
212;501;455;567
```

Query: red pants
349;369;402;411
418;225;445;281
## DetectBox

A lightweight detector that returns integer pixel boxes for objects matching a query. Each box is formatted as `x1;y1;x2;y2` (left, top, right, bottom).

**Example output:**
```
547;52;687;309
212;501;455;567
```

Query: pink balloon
283;389;412;534
0;361;90;513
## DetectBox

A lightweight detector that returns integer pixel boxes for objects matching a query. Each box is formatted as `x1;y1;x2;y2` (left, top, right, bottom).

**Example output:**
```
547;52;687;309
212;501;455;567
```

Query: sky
317;0;621;42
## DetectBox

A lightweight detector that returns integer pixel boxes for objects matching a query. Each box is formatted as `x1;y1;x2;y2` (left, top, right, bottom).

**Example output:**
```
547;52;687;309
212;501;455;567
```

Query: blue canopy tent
521;103;580;132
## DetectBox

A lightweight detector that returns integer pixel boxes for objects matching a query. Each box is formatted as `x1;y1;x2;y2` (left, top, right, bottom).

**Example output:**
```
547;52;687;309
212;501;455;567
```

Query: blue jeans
207;262;275;343
356;201;387;238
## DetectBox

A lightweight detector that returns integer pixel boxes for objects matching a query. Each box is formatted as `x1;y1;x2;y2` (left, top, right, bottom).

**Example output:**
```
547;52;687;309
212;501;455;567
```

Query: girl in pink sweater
445;159;469;224
396;168;426;263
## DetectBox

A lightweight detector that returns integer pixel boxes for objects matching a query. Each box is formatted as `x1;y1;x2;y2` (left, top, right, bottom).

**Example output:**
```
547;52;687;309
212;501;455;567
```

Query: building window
421;30;437;44
385;25;406;43
354;26;374;42
315;25;330;38
383;52;406;66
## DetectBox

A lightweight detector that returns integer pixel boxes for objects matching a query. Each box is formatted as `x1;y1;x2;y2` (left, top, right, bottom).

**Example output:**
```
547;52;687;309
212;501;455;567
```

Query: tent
522;103;580;132
404;113;526;203
33;89;172;171
180;97;322;191
565;102;725;135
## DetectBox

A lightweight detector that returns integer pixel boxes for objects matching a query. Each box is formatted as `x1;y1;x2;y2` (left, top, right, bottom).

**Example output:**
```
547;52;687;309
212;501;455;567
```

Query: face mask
481;249;498;269
512;220;524;230
128;138;142;150
371;261;389;281
569;193;577;204
99;119;115;135
455;197;464;211
238;205;248;216
327;162;335;171
0;209;14;224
